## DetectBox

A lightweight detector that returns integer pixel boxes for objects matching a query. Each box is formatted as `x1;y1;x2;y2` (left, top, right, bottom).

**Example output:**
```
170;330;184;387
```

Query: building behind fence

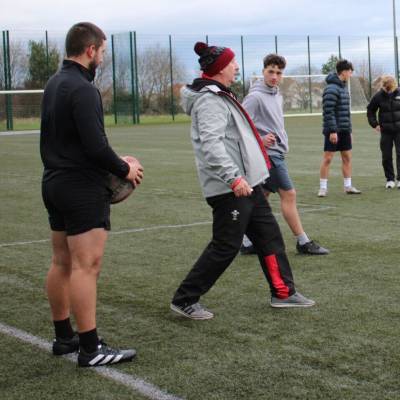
1;29;399;131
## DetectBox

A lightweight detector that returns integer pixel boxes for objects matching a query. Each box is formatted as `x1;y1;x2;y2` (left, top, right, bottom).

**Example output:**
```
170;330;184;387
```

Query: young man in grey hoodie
170;42;315;320
241;54;329;256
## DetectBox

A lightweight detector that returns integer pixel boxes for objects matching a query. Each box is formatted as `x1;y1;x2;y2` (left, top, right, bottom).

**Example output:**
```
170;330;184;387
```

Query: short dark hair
65;22;106;57
336;59;353;74
263;54;286;69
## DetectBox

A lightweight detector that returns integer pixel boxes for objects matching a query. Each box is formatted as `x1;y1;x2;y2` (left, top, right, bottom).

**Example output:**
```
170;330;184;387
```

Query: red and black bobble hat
194;42;235;77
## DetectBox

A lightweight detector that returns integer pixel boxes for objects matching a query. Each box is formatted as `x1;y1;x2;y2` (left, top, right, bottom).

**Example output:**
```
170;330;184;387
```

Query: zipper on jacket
237;142;247;175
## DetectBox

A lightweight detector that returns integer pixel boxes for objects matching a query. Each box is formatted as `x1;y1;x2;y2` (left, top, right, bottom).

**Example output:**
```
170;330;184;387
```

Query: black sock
79;328;99;354
53;318;74;339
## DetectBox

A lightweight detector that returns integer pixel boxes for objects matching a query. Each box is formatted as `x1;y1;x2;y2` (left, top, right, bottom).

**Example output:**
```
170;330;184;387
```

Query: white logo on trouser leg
231;210;240;221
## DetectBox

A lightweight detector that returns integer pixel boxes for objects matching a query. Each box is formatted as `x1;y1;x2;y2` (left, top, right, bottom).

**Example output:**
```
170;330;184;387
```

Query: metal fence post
367;36;372;99
4;30;13;130
338;35;342;59
45;30;50;81
240;35;246;98
169;34;175;121
275;35;278;54
307;35;312;113
129;31;136;124
2;31;8;127
133;31;140;124
111;34;117;125
397;36;400;85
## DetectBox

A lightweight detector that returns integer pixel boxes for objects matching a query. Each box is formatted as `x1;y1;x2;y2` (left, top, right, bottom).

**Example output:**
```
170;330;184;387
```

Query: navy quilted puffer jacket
322;73;351;136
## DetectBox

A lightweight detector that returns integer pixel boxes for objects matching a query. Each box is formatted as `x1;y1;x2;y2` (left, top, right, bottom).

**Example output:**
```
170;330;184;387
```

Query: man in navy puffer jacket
318;59;361;197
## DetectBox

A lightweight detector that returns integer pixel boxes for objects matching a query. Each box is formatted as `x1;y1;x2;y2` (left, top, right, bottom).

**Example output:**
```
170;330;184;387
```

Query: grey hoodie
242;80;289;156
180;84;269;198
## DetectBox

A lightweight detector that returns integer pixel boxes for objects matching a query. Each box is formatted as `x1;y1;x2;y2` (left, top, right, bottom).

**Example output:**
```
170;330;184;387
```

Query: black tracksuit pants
380;132;400;181
172;185;295;306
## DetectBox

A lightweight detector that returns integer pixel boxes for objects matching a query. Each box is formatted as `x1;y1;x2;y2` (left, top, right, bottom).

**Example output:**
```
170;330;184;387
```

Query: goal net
0;89;44;131
249;74;368;116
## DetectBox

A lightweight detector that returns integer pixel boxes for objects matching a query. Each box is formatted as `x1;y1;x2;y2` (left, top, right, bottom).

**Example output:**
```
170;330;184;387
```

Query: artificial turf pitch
0;114;399;399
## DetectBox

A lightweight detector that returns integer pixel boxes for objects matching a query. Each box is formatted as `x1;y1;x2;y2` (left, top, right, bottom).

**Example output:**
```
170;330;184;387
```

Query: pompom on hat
194;42;235;77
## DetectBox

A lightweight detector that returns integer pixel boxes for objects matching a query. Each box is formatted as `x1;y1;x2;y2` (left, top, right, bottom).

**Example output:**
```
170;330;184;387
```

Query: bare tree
94;52;114;112
137;44;187;113
0;40;27;89
283;64;322;111
352;59;385;99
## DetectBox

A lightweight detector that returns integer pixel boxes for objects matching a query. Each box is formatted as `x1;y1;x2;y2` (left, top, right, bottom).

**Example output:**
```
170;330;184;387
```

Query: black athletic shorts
42;172;112;236
324;132;352;152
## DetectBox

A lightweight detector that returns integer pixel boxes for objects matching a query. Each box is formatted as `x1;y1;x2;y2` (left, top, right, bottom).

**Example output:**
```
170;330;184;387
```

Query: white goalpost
0;89;44;131
249;74;368;117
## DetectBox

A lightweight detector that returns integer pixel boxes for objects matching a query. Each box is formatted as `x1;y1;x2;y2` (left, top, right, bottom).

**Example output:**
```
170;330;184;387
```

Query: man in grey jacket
170;42;315;320
240;54;329;256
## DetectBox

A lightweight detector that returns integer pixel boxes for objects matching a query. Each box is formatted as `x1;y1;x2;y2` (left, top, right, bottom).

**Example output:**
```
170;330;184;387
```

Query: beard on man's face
88;59;99;78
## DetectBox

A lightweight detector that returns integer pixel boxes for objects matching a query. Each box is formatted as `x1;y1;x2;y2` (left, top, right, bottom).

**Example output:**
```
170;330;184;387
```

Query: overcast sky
1;0;399;37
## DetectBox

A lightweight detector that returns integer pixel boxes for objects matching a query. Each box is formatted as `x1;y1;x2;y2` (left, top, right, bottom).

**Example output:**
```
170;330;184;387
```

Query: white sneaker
345;186;361;194
397;181;400;189
386;181;395;189
318;188;327;197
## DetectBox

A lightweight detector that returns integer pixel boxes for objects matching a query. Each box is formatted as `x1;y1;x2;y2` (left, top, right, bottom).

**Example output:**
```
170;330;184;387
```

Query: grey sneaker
170;302;214;320
345;186;361;194
318;188;327;197
296;240;329;255
270;292;315;308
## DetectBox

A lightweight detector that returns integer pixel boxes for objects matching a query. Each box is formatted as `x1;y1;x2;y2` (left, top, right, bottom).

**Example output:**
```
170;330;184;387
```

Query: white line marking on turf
0;238;51;247
111;221;211;236
0;130;39;136
0;321;184;400
0;205;335;248
0;221;212;248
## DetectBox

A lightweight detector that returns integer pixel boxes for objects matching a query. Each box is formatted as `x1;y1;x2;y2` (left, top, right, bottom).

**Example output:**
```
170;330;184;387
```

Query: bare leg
278;188;304;236
320;151;335;179
341;150;352;179
67;228;108;333
46;231;72;321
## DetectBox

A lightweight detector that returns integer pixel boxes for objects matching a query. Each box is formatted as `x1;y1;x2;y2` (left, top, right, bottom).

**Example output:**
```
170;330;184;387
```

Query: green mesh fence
1;31;400;131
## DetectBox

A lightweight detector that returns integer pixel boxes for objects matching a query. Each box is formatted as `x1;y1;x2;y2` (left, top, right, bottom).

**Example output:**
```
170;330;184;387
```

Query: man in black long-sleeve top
41;22;143;367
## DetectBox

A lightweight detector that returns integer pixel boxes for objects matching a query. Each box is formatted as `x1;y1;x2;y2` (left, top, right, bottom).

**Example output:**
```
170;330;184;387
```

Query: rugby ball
108;174;135;204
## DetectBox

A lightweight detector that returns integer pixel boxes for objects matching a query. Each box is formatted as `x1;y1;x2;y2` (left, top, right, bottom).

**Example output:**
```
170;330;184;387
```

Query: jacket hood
180;85;206;115
380;87;400;97
180;78;236;115
326;72;345;87
249;79;279;95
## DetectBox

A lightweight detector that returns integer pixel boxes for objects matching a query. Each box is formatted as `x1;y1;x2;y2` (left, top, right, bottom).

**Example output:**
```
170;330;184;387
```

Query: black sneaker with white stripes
78;341;136;367
170;302;214;320
52;333;79;355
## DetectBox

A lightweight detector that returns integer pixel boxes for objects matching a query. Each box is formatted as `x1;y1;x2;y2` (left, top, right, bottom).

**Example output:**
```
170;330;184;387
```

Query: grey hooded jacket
242;80;289;156
180;84;269;198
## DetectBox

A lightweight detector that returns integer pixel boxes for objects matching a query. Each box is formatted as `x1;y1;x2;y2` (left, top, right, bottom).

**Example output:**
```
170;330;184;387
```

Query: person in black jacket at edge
367;75;400;189
40;22;143;367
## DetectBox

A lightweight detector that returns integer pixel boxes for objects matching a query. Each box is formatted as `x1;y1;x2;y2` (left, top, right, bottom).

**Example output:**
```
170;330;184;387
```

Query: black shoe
52;333;79;355
78;341;136;367
240;244;256;255
296;240;329;255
